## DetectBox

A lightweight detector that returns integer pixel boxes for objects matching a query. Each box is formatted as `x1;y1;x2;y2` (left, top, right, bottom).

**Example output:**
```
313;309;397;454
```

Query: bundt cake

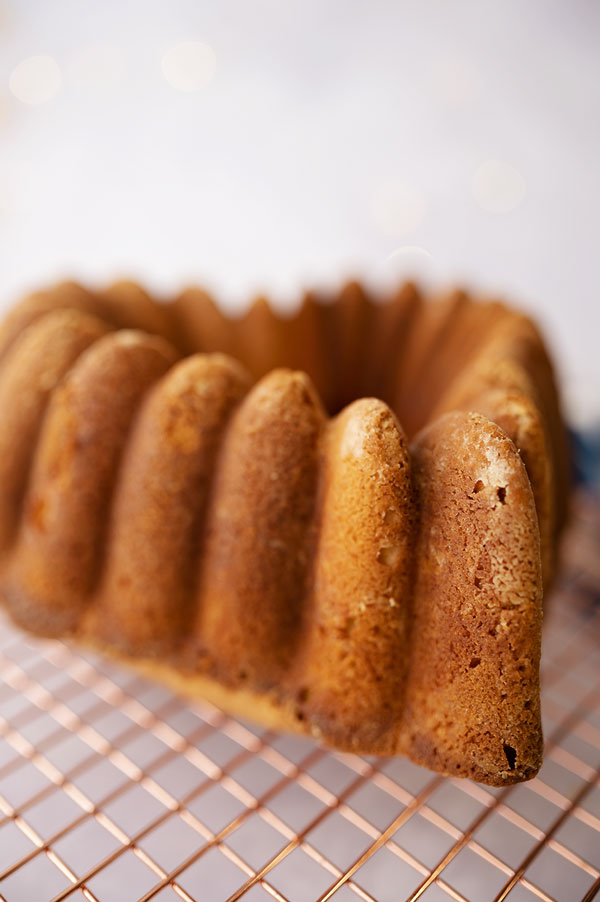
0;280;569;786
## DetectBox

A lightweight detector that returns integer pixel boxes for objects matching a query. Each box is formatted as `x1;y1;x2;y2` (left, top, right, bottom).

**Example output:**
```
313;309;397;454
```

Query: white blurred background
0;0;598;424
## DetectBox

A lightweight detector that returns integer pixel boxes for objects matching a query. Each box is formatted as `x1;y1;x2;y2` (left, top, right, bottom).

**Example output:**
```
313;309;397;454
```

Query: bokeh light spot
9;55;62;105
161;41;216;93
472;159;526;214
429;57;482;107
385;245;433;263
371;181;427;239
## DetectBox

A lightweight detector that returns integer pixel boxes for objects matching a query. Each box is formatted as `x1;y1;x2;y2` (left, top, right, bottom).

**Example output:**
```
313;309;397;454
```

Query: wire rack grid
0;491;599;902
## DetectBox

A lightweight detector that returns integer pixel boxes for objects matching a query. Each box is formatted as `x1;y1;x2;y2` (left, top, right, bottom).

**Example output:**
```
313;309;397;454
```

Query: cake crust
0;281;568;785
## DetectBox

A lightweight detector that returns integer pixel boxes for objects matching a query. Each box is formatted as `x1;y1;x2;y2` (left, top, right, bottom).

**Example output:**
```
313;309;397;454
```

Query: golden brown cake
0;280;569;785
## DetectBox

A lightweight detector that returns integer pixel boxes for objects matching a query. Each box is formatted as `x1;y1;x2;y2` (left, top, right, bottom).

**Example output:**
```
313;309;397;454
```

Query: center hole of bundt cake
176;284;475;438
125;280;493;438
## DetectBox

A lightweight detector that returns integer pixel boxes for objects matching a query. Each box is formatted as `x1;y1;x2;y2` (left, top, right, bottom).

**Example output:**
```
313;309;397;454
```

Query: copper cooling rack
0;492;599;902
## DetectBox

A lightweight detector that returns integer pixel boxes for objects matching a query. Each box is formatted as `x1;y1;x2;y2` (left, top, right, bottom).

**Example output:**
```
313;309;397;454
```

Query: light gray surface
0;0;598;423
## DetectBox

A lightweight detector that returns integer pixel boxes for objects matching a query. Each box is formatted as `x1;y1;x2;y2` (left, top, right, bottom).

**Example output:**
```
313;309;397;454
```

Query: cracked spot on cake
343;616;356;635
503;743;517;770
383;507;401;525
377;544;401;566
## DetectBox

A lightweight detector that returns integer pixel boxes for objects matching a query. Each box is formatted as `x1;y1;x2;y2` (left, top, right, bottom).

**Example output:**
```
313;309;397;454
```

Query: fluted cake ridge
0;280;569;784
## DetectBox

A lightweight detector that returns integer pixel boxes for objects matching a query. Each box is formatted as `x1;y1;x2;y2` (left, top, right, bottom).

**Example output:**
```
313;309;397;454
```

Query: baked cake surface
0;280;569;785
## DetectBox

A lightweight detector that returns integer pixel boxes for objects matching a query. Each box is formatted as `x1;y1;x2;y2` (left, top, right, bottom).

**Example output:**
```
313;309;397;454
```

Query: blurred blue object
570;426;600;489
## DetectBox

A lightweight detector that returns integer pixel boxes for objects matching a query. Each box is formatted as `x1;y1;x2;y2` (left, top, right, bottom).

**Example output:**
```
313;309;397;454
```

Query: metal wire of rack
0;492;599;902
